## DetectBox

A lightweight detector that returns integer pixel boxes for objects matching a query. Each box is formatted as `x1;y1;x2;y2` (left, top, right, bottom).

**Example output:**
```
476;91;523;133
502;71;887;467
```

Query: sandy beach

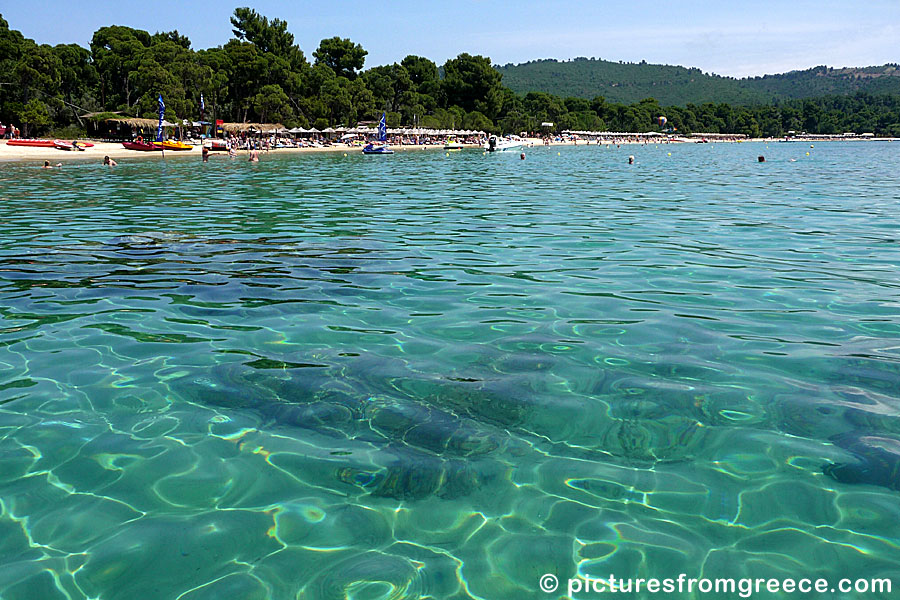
0;138;708;163
2;136;895;164
0;140;492;163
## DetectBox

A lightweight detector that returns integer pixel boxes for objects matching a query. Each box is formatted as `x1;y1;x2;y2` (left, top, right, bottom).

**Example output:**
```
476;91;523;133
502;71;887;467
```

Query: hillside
495;58;900;105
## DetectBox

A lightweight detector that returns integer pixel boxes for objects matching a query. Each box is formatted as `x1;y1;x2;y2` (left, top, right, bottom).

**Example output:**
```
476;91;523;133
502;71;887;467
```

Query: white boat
484;134;524;152
444;137;465;150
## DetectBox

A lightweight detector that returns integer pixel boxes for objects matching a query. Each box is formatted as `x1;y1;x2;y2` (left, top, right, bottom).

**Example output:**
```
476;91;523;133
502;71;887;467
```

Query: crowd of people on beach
211;132;486;150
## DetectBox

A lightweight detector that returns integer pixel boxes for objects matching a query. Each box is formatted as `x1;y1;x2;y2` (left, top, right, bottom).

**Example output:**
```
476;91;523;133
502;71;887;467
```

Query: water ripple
1;143;899;599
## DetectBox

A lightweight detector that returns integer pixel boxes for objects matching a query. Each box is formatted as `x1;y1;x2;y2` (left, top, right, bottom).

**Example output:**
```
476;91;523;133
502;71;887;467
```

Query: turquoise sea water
0;142;899;599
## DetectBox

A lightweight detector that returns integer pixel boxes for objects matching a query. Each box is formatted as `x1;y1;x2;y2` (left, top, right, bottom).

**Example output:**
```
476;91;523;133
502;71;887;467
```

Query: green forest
498;58;900;105
2;10;900;138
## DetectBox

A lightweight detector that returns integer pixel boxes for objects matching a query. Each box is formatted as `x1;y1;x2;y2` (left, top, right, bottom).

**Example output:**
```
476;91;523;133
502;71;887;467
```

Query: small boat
154;140;193;151
444;137;464;150
362;143;394;155
362;113;393;155
484;135;524;152
53;140;92;151
122;141;162;151
7;139;56;148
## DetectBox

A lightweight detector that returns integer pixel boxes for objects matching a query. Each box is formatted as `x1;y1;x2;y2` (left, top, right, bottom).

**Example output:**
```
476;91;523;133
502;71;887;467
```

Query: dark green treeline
1;9;899;137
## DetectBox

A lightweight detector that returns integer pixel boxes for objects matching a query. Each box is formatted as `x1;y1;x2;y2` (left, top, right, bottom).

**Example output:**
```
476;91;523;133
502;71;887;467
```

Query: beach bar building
83;113;177;140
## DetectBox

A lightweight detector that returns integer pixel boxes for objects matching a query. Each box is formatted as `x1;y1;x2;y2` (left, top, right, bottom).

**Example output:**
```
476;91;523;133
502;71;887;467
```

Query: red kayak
122;141;162;151
7;139;56;148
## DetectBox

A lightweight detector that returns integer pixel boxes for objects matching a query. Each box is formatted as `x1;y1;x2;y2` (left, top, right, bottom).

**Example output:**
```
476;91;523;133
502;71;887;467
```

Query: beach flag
156;94;165;142
378;112;387;142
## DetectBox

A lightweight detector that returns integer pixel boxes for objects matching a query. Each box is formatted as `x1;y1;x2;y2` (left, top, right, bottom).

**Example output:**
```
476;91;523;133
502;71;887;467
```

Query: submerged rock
336;448;499;501
171;362;522;500
368;401;505;457
408;378;532;429
595;415;709;464
823;431;900;491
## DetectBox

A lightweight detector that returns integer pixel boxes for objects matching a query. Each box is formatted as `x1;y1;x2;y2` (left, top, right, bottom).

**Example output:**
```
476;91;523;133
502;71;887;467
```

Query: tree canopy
313;37;367;80
0;10;898;138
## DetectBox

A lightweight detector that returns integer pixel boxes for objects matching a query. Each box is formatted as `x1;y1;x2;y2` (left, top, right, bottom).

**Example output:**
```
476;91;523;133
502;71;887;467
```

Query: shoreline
0;140;480;162
0;136;896;163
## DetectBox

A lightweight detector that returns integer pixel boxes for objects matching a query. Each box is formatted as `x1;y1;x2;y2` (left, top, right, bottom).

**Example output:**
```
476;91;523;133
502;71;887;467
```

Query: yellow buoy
557;152;561;156
806;152;810;156
446;153;450;157
343;153;347;157
667;152;672;156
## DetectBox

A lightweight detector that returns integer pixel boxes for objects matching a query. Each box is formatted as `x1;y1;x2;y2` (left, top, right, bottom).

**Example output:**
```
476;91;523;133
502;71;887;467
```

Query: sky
3;1;899;77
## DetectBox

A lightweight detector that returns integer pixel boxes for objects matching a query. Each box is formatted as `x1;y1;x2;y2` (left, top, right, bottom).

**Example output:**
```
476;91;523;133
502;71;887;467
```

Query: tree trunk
68;94;84;127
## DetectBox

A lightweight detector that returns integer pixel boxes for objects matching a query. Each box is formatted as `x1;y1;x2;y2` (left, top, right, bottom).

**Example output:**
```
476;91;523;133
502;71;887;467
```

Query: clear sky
4;1;898;77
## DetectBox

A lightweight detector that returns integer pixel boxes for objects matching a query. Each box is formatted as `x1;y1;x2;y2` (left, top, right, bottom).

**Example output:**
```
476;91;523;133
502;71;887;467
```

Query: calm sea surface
1;142;899;599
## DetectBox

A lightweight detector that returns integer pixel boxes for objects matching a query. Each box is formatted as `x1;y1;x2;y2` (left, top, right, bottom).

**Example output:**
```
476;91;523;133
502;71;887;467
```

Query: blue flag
156;94;165;142
378;112;387;142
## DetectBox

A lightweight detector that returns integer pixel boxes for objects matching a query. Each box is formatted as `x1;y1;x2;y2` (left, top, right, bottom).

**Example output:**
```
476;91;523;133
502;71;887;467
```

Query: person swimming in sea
103;156;117;166
249;149;259;162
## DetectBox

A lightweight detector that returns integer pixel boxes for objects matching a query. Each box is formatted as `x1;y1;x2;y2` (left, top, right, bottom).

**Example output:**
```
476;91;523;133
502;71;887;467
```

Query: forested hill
496;58;900;105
